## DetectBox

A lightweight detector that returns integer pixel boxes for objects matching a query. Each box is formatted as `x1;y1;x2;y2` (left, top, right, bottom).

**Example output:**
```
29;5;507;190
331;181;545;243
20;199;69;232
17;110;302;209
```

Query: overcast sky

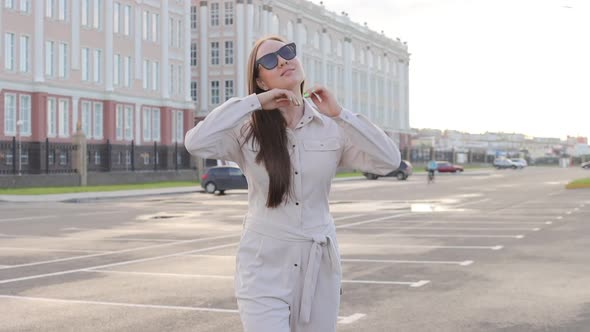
317;0;590;139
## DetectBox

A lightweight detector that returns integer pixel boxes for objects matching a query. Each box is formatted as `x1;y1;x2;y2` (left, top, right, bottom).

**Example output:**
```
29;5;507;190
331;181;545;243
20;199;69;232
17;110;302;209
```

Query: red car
433;161;464;173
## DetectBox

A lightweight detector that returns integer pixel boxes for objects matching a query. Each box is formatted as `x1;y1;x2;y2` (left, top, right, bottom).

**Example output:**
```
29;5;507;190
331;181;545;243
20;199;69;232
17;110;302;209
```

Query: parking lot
1;167;589;331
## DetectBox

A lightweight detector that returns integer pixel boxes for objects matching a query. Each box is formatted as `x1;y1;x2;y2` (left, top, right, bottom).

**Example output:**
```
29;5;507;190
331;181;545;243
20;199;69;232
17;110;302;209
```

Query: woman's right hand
256;89;301;110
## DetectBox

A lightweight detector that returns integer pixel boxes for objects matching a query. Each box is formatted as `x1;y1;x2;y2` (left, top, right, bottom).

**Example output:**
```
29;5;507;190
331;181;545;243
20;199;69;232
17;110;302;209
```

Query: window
47;98;57;137
152;109;161;141
124;105;133;140
124;56;131;87
81;0;89;26
224;2;233;25
4;0;14;9
142;108;151;141
93;0;101;29
177;65;182;95
115;105;123;140
152;61;159;91
210;3;219;26
93;49;101;82
58;99;69;137
211;80;220;104
4;94;16;135
114;2;120;33
169;64;175;95
19;35;29;73
45;0;53;18
151;13;159;42
287;21;294;41
114;54;121;85
58;43;68;78
45;41;54;76
224;41;233;65
143;59;150;89
191;81;197;102
171;110;184;143
211;42;219;65
93;102;103;139
81;101;91;137
19;0;30;13
58;0;66;21
224;80;233;101
123;5;131;36
4;33;14;70
191;43;197;66
142;11;149;40
176;20;182;48
191;6;197;30
19;95;31;136
169;18;175;47
81;48;90;81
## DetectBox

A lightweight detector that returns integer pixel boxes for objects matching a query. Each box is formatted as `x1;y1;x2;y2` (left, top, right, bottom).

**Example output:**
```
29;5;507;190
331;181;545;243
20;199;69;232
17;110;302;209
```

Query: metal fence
0;138;191;175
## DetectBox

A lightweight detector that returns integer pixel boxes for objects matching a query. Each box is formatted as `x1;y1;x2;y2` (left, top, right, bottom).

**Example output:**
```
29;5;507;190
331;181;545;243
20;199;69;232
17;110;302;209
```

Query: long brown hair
244;36;304;208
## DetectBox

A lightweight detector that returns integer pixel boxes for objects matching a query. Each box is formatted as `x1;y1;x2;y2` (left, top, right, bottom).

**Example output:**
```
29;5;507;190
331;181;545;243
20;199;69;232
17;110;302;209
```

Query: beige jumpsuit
184;94;400;332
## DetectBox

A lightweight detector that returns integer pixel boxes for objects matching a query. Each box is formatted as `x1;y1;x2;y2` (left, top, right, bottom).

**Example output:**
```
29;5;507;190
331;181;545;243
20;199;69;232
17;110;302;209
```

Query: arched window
287;20;294;41
271;14;279;35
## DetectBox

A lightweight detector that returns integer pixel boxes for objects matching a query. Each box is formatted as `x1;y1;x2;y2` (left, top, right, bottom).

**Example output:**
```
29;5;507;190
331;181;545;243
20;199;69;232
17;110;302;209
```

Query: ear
256;78;268;91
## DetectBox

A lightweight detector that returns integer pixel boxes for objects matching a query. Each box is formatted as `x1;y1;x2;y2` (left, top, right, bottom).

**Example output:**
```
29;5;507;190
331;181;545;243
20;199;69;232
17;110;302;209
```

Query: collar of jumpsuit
244;98;340;323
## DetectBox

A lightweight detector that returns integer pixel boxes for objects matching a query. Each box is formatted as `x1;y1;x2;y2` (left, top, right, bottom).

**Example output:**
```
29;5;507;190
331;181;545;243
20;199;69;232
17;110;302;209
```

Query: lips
281;68;295;76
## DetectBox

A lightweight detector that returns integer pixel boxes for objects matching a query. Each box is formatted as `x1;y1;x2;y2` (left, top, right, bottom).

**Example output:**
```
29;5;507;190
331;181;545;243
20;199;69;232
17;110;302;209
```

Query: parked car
364;160;413;180
582;161;590;169
493;157;518;169
427;161;464;173
511;158;528;168
200;166;248;194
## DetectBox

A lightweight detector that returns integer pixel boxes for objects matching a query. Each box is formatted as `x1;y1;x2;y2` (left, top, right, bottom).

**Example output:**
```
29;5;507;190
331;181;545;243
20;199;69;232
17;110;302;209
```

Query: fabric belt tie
244;219;340;324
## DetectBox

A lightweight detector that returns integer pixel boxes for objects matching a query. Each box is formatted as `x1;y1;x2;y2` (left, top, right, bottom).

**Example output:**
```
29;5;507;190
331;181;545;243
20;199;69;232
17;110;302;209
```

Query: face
255;40;305;92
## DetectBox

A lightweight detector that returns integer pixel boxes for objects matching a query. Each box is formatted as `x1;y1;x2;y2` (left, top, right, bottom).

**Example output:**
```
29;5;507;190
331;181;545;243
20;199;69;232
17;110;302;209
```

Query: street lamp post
16;120;23;176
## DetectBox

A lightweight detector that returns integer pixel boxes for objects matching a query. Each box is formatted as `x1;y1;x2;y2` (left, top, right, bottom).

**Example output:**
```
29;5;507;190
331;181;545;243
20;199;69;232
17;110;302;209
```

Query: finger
312;92;323;103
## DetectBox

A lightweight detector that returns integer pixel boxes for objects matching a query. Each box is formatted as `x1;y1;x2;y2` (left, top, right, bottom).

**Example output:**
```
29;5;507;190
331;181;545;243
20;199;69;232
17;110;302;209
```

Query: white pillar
135;103;142;146
246;0;254;55
34;0;44;82
72;96;79;132
366;47;372;120
236;0;246;97
183;0;192;102
105;0;114;92
344;38;353;109
135;6;142;80
321;28;328;85
262;5;269;35
71;0;80;70
404;62;410;131
295;18;303;51
161;0;170;99
199;2;209;113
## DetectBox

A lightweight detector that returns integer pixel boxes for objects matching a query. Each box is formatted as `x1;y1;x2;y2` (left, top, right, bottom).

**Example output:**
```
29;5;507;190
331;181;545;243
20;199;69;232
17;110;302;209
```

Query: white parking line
0;234;240;271
334;214;366;221
375;233;525;239
341;258;474;266
345;226;540;231
0;216;58;223
375;220;549;225
342;279;431;287
0;242;239;284
338;313;366;324
0;247;113;254
339;244;503;250
337;213;413;229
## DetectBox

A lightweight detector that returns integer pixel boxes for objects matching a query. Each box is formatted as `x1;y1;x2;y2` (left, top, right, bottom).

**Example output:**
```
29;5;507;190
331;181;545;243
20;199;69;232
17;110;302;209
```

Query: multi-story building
189;0;411;147
1;0;193;151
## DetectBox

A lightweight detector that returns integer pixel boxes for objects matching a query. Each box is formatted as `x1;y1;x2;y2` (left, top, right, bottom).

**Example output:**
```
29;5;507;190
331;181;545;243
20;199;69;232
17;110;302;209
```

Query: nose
277;56;288;67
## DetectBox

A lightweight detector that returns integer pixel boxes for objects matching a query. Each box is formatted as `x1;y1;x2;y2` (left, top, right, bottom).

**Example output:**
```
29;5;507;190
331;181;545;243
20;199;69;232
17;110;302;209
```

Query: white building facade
190;0;411;147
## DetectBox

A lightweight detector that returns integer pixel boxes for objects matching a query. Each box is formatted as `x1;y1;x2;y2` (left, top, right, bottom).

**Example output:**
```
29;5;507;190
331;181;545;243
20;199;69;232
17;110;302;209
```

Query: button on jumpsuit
185;94;401;332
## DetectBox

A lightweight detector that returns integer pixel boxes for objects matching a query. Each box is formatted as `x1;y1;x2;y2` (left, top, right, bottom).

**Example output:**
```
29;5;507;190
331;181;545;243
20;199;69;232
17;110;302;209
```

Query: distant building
189;0;411;146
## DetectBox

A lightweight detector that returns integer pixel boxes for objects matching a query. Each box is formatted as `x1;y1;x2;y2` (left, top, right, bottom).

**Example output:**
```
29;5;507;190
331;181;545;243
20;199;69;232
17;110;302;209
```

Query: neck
279;88;304;129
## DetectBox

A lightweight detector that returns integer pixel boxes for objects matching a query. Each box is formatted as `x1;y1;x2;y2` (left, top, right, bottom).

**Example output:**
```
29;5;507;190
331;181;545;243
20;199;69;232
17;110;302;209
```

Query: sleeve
334;108;401;175
184;94;262;163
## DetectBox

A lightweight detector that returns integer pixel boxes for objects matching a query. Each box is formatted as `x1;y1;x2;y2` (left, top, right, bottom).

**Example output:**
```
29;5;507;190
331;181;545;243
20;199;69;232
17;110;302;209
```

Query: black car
582;161;590;169
363;160;413;180
201;166;248;194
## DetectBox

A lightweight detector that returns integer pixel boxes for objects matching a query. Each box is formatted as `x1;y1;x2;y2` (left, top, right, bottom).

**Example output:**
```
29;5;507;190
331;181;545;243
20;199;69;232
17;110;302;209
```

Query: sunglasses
255;43;297;71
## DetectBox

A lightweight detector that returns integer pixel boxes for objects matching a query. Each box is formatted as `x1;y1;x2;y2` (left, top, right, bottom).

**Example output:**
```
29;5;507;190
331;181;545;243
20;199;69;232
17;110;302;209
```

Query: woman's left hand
304;85;342;118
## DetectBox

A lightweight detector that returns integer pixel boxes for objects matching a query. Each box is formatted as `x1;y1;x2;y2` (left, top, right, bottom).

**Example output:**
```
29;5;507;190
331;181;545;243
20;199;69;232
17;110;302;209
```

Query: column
135;6;142;80
261;5;268;35
105;0;114;92
161;0;170;99
135;103;142;146
404;61;410;131
236;0;245;97
321;28;327;85
366;46;372;120
199;1;209;113
246;0;254;55
295;18;303;51
71;0;80;69
72;96;79;133
343;37;353;109
184;0;192;102
34;0;45;82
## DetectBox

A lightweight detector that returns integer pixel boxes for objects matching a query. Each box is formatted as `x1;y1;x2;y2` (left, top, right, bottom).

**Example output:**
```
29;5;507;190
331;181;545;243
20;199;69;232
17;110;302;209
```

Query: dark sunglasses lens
278;43;296;60
258;54;278;70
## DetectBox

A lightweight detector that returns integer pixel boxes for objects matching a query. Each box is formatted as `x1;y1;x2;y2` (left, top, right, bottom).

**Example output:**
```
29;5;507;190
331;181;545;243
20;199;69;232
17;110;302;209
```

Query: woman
185;36;400;332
